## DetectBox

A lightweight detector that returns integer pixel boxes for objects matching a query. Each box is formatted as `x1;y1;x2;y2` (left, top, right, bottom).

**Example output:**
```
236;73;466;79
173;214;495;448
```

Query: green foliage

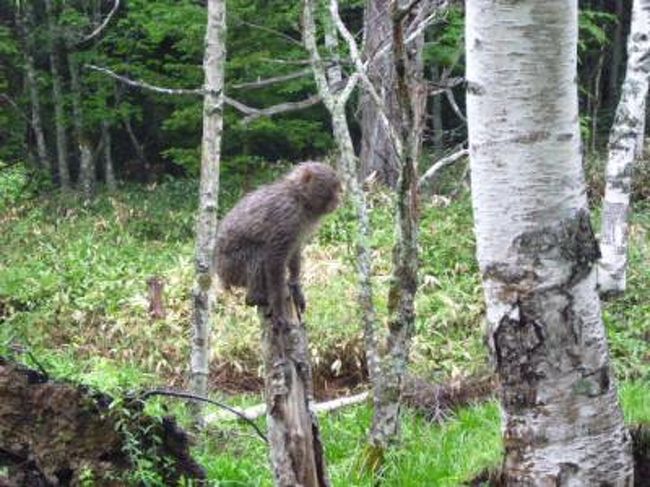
579;9;617;54
423;7;464;68
1;177;648;484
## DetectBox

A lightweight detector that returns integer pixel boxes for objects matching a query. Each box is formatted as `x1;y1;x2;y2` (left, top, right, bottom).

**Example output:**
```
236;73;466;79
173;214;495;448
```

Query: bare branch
88;64;321;122
230;68;312;89
329;0;403;155
139;389;267;443
85;64;206;96
205;391;370;423
418;148;468;188
445;88;466;122
231;14;303;48
79;0;120;44
0;93;31;124
396;0;424;22
225;93;321;122
369;1;449;66
429;76;464;96
302;0;358;108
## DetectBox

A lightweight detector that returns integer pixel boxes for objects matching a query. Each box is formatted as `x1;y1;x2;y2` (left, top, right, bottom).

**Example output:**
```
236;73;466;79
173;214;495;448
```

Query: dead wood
402;373;496;422
0;357;205;486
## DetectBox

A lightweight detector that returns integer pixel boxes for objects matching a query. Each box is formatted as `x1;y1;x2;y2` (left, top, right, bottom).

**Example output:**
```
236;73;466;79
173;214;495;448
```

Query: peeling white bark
599;0;650;295
466;0;633;484
190;0;226;403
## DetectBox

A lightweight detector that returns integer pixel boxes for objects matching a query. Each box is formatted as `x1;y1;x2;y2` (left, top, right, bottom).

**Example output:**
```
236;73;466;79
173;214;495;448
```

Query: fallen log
0;357;205;485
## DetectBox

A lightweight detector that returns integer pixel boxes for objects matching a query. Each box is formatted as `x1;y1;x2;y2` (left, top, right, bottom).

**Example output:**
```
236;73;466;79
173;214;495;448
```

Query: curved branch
445;88;466;122
225;93;322;122
230;68;312;89
85;64;206;96
79;0;120;45
418;148;468;188
139;389;268;443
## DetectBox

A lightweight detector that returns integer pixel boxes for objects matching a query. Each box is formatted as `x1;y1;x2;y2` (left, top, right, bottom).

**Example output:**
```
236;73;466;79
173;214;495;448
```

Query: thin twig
231;14;303;48
445;88;466;122
85;64;207;96
139;389;268;443
231;68;312;89
87;64;320;121
205;391;370;423
226;93;322;123
79;0;120;44
0;93;32;124
418;148;468;188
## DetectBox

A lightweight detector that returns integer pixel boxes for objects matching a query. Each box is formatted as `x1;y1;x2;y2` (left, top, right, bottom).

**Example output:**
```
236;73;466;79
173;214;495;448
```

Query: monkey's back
214;182;304;286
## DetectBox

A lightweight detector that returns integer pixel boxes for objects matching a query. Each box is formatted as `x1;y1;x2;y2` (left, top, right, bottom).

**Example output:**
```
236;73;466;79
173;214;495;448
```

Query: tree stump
261;301;329;487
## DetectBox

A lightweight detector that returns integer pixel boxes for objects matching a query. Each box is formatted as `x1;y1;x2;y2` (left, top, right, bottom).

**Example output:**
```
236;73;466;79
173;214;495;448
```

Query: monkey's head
289;162;342;216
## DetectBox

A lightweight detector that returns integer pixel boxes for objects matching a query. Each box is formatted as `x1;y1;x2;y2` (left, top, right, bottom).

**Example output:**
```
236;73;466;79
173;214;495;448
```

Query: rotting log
261;301;329;487
0;357;205;485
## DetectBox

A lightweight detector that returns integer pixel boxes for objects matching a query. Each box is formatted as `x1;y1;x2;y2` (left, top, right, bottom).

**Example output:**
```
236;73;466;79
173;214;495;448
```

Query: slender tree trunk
466;0;633;483
431;65;444;152
590;50;605;153
122;115;151;180
17;5;51;174
67;51;95;200
44;0;70;190
609;0;625;102
359;0;400;186
599;0;650;296
25;59;51;174
368;1;421;453
101;120;116;191
189;0;226;406
304;0;380;388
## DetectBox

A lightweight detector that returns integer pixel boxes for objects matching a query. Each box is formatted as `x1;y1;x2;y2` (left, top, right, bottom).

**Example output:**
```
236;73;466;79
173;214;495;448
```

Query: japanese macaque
214;162;341;323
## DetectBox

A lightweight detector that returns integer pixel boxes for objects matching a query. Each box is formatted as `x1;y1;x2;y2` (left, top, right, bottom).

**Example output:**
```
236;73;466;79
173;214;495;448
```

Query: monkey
214;162;342;324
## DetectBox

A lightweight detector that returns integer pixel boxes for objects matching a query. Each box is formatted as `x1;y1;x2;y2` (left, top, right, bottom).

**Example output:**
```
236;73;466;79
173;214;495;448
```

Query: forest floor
1;167;648;485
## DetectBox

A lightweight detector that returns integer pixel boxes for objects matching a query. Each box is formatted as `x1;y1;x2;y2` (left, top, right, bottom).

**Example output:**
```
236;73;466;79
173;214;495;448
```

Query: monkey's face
292;162;342;216
303;164;342;215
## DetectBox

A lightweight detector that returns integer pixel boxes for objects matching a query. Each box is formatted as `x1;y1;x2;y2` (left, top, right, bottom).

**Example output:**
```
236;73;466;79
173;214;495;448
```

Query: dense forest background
1;1;649;485
0;0;638;188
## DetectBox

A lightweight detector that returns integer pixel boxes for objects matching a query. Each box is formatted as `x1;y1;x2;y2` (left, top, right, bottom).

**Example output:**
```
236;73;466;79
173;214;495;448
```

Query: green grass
189;380;650;486
1;169;648;485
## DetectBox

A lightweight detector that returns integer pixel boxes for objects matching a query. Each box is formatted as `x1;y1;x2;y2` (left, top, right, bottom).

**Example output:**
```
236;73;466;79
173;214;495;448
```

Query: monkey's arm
263;215;298;321
288;250;306;313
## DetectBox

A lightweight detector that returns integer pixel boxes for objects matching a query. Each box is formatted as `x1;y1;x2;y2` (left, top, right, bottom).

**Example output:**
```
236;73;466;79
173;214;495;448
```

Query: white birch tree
598;0;650;295
189;0;226;404
466;0;633;483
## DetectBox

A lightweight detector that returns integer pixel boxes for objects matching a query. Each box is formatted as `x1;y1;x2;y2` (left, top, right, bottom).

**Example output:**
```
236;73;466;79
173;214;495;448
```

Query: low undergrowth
1;167;648;484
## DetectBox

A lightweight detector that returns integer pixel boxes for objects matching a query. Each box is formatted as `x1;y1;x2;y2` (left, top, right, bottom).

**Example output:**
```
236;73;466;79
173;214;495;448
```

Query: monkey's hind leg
245;261;269;308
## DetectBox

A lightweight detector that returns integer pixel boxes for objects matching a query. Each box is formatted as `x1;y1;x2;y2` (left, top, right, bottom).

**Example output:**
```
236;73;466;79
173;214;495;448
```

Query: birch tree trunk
599;0;650;296
101;120;116;191
466;0;633;483
17;5;51;174
189;0;226;405
44;0;70;190
67;51;95;200
303;0;381;386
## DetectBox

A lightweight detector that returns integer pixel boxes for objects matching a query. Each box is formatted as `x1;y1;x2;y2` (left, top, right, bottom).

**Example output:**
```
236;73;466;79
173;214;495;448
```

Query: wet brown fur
214;162;341;320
